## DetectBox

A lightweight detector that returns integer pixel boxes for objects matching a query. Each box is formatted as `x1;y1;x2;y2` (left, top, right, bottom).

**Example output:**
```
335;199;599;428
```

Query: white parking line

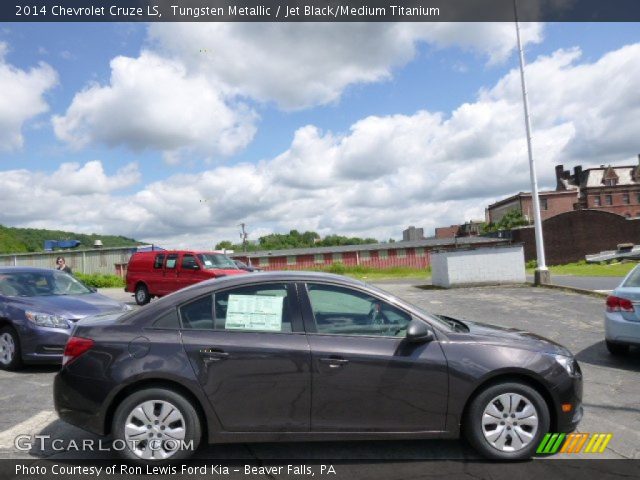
0;410;56;449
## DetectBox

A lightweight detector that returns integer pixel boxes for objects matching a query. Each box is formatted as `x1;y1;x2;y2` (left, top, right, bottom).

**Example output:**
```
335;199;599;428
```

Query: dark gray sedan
54;271;582;461
0;267;131;369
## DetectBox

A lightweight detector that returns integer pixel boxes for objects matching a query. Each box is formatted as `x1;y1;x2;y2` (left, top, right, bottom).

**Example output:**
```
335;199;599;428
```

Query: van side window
166;254;178;269
153;254;165;269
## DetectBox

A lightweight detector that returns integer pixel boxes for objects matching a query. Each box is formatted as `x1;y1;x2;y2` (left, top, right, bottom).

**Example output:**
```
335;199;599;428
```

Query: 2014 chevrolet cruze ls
54;272;582;461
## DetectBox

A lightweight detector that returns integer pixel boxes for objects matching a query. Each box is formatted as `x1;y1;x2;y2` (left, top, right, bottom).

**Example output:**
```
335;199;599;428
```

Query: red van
125;251;246;305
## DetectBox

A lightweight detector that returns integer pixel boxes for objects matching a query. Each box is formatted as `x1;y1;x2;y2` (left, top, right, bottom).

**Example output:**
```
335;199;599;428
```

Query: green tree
483;210;530;233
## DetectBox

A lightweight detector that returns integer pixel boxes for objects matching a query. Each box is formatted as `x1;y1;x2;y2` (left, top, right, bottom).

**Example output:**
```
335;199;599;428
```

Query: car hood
454;319;572;356
11;293;125;320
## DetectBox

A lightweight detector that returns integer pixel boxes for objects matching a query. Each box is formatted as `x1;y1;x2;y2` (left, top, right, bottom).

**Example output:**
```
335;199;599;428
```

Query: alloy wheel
481;393;539;453
124;400;186;460
0;332;15;366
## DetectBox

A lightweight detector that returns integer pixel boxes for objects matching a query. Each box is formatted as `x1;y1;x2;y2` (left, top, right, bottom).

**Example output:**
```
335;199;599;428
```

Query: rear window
623;266;640;287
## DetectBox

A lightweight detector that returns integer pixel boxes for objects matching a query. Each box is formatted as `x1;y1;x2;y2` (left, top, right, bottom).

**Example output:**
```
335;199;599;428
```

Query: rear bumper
605;312;640;345
54;370;107;436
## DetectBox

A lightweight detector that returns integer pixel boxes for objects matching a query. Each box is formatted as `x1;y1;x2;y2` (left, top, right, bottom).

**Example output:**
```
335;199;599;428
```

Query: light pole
514;0;550;285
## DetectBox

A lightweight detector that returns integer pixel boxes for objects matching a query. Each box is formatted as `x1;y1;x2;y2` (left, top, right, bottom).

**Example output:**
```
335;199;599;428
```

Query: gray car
54;271;582;461
605;264;640;355
0;267;131;370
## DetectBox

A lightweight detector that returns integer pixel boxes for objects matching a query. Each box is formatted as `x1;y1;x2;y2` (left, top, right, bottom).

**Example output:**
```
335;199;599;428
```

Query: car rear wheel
134;284;150;306
464;382;549;460
606;340;629;356
0;326;22;371
113;388;201;462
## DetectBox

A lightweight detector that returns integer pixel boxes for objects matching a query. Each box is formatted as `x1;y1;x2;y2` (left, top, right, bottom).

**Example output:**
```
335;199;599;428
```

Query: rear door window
214;283;293;333
165;254;178;269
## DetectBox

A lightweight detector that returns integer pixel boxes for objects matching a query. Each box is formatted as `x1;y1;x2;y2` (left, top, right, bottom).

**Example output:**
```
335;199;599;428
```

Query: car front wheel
0;326;22;371
465;382;549;460
113;388;201;461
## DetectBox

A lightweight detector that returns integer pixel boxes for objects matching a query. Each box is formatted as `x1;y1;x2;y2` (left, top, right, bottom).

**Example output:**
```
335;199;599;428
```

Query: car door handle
319;357;349;368
199;348;229;362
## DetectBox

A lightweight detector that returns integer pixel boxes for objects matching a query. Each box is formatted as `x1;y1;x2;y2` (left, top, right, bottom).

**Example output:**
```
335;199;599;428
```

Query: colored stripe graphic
537;433;611;454
538;433;565;454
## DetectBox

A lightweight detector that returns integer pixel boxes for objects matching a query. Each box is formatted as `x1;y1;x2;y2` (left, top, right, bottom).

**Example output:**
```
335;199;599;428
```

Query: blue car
605;264;640;355
0;267;131;370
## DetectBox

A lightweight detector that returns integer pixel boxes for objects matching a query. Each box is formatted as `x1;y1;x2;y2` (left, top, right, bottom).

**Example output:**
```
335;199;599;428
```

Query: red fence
235;247;431;271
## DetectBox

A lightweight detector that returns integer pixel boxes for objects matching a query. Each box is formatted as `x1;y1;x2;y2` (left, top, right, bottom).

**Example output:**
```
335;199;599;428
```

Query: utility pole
239;223;248;252
514;0;550;285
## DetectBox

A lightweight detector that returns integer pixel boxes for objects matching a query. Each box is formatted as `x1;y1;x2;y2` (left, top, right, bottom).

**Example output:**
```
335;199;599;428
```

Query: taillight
606;296;635;313
62;337;94;366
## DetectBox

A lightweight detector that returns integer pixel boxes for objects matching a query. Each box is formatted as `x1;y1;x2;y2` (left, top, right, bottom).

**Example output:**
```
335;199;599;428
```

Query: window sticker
225;295;284;331
204;260;213;267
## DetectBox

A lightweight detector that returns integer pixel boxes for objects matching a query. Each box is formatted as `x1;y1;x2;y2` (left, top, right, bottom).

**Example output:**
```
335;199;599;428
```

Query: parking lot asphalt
0;283;638;464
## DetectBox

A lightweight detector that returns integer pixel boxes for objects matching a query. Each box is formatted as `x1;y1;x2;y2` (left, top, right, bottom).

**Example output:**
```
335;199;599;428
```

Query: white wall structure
431;245;526;288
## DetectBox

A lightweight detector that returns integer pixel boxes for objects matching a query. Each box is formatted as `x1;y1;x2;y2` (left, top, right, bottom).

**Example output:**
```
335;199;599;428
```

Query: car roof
0;266;59;274
147;270;368;309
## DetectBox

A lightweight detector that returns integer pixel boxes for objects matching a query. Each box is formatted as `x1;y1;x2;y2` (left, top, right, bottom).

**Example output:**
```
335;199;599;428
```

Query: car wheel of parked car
113;388;201;461
134;284;150;306
465;382;549;460
0;326;22;371
605;340;629;356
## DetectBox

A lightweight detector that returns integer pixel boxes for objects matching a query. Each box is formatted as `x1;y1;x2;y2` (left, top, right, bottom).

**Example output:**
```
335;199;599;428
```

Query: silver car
605;265;640;355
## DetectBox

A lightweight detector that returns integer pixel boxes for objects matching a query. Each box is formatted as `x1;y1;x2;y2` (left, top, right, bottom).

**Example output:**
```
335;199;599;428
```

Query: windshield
0;271;93;297
197;253;238;270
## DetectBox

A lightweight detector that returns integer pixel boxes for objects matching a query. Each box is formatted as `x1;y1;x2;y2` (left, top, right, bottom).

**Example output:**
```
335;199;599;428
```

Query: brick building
556;157;640;218
487;155;640;223
231;237;508;271
486;190;578;225
435;221;485;239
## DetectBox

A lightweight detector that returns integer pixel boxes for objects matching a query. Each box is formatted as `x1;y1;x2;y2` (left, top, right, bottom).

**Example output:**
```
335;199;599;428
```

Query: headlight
554;354;581;377
122;303;133;311
25;311;70;329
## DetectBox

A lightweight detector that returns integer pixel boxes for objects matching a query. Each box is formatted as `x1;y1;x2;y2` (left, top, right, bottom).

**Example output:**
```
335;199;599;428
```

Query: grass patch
312;263;431;281
526;260;637;277
75;273;125;288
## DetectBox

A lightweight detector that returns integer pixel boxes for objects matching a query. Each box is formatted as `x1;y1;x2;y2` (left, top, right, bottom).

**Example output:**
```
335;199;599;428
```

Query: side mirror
406;319;434;343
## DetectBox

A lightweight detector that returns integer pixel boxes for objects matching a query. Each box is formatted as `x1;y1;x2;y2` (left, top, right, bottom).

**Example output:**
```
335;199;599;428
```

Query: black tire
464;382;550;460
134;283;150;306
606;340;629;356
0;326;22;371
113;388;201;462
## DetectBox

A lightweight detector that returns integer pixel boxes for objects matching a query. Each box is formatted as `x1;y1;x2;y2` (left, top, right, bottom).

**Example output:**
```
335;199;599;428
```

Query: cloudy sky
1;22;639;248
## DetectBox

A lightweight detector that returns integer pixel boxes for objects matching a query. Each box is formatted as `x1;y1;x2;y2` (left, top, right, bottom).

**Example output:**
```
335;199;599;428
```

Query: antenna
239;223;248;252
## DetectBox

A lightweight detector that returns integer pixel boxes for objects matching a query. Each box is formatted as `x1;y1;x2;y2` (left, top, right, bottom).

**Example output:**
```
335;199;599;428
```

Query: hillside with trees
0;224;141;254
216;229;378;252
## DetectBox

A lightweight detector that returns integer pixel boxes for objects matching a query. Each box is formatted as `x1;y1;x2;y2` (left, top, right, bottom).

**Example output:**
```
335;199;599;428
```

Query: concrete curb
528;282;609;298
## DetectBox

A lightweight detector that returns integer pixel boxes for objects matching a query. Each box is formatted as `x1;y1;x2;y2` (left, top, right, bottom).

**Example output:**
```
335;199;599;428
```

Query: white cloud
0;42;57;150
148;22;543;109
52;51;257;161
6;42;640;247
53;23;542;157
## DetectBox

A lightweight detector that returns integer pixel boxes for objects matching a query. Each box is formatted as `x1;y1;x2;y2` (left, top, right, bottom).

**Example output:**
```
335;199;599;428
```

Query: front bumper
555;367;583;433
18;323;71;364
